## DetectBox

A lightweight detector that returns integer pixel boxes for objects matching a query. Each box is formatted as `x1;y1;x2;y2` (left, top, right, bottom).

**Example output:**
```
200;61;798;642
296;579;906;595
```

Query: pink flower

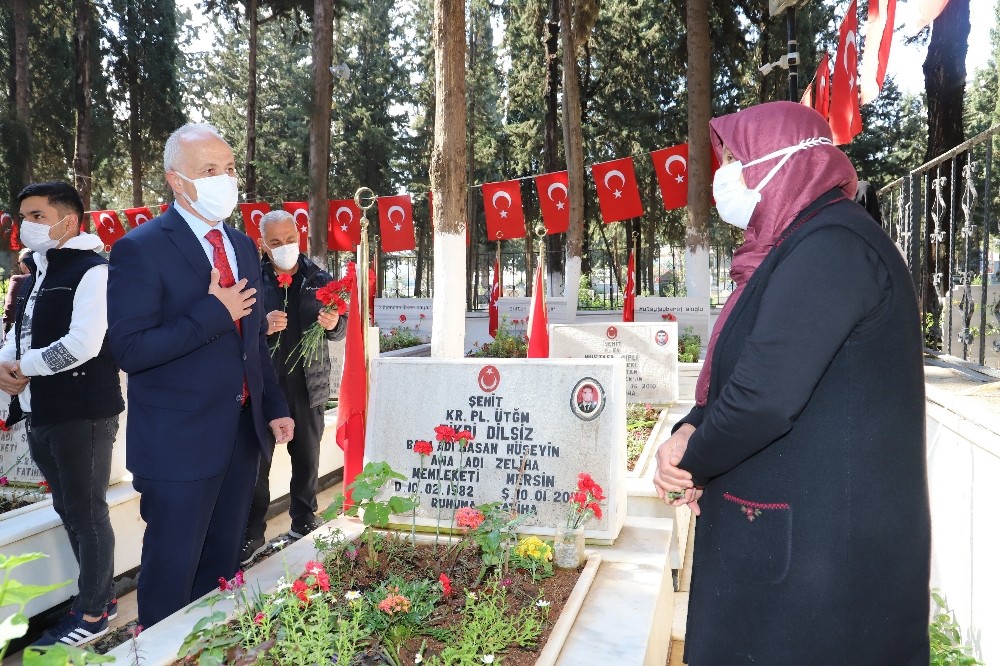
233;570;245;587
439;573;452;597
0;476;7;486
218;577;230;591
253;612;265;624
455;506;485;531
378;593;411;615
413;440;434;456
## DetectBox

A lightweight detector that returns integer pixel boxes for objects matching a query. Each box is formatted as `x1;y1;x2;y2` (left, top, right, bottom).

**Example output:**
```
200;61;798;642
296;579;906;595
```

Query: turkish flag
488;259;501;338
158;203;170;215
239;202;271;244
623;249;635;322
802;54;832;120
482;180;527;241
123;206;154;229
377;194;416;252
591;157;644;223
527;264;549;358
91;210;127;251
336;267;368;507
651;144;689;210
534;171;570;234
910;0;949;34
859;0;896;104
328;200;362;251
282;202;310;251
830;0;862;145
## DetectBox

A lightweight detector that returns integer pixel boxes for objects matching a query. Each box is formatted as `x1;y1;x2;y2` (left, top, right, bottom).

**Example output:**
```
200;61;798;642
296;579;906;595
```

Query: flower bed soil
0;495;32;514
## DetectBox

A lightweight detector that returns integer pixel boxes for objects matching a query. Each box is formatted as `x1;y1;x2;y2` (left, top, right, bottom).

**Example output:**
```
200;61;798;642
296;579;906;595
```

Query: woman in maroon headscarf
653;102;930;665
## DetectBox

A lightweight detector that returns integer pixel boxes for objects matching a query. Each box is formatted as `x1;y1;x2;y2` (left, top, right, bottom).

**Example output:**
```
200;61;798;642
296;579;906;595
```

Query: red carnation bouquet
287;262;355;369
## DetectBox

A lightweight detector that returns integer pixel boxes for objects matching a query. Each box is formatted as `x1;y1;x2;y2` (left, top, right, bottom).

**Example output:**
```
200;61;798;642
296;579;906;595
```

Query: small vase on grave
553;524;586;569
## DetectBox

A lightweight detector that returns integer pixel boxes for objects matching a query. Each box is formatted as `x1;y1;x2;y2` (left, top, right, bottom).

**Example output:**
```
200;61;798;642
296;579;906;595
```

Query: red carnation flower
413;440;433;456
277;273;293;288
434;424;457;442
439;572;452;597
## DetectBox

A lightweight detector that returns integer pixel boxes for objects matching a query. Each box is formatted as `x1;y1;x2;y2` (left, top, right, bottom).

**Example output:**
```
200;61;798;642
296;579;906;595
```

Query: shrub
380;326;424;352
467;318;527;358
678;326;701;363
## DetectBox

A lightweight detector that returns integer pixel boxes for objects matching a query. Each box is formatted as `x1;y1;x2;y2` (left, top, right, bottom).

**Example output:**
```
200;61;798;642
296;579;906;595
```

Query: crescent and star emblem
387;205;406;232
606;326;618;340
603;169;626;198
844;30;858;89
335;206;354;233
478;365;500;393
492;190;512;219
547;181;568;210
292;208;309;233
99;213;117;231
251;210;264;224
134;214;148;225
664;154;687;185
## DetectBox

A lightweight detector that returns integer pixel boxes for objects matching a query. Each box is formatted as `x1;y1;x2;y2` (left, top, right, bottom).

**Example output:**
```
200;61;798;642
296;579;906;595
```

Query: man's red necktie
206;229;249;405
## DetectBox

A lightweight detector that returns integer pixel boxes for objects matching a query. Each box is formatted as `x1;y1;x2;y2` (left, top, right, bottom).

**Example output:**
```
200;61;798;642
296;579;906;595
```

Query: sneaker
240;537;267;566
287;518;322;540
107;598;118;621
31;612;108;648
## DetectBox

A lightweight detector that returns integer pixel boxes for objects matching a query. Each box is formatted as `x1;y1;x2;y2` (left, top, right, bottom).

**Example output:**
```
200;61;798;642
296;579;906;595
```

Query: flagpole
495;239;502;298
354;187;375;379
372;234;380;303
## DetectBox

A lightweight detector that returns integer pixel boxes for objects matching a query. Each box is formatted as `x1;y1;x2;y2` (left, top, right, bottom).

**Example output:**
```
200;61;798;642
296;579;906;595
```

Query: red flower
233;570;245;587
419;313;426;320
315;570;330;592
571;491;587;506
434;425;457;442
218;577;230;592
413;440;434;456
292;579;309;603
399;314;407;323
253;612;265;625
0;419;9;432
277;274;293;289
439;573;452;597
455;506;485;531
38;480;50;493
454;430;474;444
588;502;603;519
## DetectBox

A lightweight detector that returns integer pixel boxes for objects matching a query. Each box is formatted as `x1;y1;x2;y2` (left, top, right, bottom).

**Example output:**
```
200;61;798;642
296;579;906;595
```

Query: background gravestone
496;297;567;336
635;296;710;350
374;298;432;341
365;357;626;542
549;322;679;405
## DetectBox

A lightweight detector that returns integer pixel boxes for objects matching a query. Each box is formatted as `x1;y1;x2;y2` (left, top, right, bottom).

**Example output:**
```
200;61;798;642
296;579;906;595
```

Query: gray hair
163;123;226;172
258;209;295;237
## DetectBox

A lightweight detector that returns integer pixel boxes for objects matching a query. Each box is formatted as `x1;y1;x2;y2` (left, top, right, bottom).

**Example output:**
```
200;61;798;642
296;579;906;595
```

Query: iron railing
879;124;1000;371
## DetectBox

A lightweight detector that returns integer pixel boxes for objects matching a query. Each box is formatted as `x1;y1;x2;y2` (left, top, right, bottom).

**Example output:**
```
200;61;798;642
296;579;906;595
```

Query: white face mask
176;172;239;221
713;137;833;230
269;242;300;271
20;216;70;252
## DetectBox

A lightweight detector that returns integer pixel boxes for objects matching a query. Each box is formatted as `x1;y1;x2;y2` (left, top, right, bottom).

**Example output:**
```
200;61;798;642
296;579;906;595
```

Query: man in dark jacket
241;210;346;563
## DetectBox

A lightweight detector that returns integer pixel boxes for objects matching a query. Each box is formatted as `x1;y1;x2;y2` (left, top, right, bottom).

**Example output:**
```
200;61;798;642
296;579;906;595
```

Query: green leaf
23;643;116;665
1;580;71;607
0;612;29;644
0;553;47;571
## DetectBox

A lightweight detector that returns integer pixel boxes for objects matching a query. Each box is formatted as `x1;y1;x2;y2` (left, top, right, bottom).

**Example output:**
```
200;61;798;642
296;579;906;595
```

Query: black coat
261;255;347;408
677;191;931;665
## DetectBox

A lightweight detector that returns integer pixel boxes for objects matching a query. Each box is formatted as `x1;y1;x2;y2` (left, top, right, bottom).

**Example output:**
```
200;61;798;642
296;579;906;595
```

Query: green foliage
467;317;527;358
509;536;554;582
22;644;115;666
465;503;531;576
678;326;702;363
0;553;71;662
929;590;983;666
380;326;423;352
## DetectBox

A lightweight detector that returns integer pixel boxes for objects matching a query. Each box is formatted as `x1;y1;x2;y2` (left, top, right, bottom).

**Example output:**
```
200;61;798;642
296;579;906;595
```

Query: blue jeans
27;416;118;617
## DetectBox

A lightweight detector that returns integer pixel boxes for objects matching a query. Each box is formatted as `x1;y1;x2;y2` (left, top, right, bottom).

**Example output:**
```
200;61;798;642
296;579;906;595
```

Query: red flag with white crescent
482;180;527;241
533;171;570;234
591;157;644;223
910;0;949;34
650;144;689;211
336;265;368;507
527;263;549;358
376;194;416;252
623;250;636;322
859;0;896;104
158;203;170;215
489;259;501;338
830;0;862;145
281;202;310;251
239;202;271;244
123;206;154;228
90;210;127;251
328;199;362;251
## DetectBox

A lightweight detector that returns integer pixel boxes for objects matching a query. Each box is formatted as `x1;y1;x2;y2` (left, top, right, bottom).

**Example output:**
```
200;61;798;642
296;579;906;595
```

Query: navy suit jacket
107;206;289;482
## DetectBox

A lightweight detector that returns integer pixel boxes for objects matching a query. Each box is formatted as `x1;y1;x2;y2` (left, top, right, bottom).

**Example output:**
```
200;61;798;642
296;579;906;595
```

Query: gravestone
374;298;432;342
549;322;679;405
365;357;626;542
496;297;568;337
328;337;345;400
635;296;710;349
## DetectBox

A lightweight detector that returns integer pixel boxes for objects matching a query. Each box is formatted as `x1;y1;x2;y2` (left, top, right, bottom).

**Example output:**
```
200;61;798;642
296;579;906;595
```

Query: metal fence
879;124;1000;371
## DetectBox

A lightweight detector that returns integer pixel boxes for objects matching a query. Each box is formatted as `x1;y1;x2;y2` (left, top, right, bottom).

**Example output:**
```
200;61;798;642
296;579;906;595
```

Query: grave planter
552;525;586;569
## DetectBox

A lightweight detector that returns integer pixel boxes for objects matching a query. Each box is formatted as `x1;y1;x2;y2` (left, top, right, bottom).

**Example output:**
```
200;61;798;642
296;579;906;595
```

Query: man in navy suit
107;123;294;629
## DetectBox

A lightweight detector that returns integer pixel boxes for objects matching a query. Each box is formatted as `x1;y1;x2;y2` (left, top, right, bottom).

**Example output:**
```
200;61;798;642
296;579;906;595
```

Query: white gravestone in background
635;296;710;348
496;297;568;337
365;357;626;543
374;298;432;342
328;338;345;400
550;322;679;405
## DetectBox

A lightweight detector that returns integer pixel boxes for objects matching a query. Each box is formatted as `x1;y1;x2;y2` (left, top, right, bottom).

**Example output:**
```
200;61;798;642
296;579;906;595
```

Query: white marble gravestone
365;357;626;542
328;337;345;399
635;296;710;348
549;322;679;405
496;297;568;337
374;298;432;342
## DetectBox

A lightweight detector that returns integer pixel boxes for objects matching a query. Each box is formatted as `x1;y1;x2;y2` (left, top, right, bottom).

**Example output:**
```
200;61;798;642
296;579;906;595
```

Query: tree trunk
465;6;477;309
245;0;259;202
560;0;584;323
922;0;970;328
685;0;712;300
429;0;468;357
11;0;32;188
309;0;334;263
126;1;143;207
73;0;93;210
543;0;565;293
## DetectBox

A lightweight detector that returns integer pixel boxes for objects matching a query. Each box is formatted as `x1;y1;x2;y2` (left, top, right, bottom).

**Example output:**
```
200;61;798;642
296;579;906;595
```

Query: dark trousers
245;379;324;542
27;415;118;617
132;408;259;628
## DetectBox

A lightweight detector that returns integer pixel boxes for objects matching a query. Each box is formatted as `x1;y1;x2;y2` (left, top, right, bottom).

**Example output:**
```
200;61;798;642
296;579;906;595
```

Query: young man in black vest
0;182;125;647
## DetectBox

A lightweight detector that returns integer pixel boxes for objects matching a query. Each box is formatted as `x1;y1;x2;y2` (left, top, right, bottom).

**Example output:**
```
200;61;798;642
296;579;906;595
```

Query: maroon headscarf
695;101;859;406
